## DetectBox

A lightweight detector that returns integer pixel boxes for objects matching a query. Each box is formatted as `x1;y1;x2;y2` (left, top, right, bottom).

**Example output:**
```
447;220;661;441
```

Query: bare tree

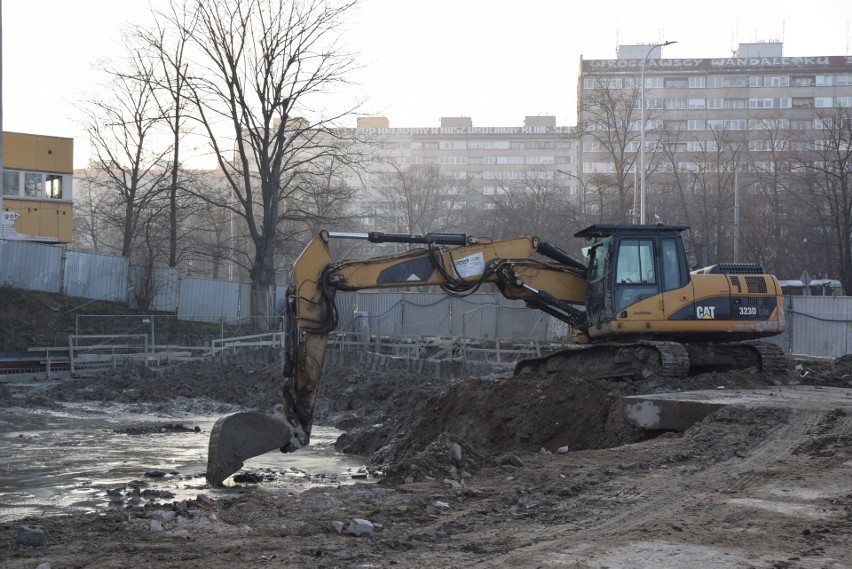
578;77;648;222
793;107;852;292
151;0;361;325
71;172;114;253
136;4;197;268
475;174;581;248
738;116;799;275
371;162;466;235
81;51;172;258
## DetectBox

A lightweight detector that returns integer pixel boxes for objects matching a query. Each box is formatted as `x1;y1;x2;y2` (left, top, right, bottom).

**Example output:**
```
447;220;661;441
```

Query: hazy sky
3;0;851;168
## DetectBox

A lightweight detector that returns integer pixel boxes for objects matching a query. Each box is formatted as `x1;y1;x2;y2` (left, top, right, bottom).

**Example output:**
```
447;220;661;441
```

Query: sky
2;0;851;169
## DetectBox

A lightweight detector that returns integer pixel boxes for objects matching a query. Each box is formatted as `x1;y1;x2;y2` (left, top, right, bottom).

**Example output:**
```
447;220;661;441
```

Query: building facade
348;116;578;231
2;132;74;243
577;42;852;225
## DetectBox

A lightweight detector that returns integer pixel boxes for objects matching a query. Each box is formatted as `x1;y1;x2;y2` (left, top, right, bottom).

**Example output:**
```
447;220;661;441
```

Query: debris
346;518;374;537
16;525;47;547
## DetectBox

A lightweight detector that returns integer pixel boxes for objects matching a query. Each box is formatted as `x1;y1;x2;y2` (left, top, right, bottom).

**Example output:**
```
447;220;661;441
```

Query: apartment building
577;42;852;220
350;116;577;230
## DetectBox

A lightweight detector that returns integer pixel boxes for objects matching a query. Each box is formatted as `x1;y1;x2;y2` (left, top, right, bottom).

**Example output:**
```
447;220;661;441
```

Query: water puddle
0;402;366;523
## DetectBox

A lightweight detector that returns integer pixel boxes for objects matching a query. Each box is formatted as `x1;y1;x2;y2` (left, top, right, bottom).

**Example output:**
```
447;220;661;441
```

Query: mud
2;350;852;568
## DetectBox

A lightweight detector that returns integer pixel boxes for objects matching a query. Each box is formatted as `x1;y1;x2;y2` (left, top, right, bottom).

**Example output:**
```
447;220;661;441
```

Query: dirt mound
5;350;285;411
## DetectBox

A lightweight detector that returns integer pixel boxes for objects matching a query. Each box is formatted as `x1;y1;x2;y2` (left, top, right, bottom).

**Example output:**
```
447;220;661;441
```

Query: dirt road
2;352;851;568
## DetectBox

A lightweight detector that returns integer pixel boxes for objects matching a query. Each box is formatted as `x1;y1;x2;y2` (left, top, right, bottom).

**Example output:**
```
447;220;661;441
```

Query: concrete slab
623;386;852;430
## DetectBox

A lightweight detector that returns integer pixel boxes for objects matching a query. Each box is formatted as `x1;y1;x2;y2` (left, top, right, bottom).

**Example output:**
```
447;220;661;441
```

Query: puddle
0;403;366;523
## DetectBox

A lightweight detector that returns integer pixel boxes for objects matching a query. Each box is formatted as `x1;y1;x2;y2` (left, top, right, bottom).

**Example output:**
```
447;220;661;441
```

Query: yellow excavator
206;224;786;485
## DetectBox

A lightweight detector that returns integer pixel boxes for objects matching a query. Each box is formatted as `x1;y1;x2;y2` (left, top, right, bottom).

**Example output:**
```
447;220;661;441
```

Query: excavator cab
579;224;691;333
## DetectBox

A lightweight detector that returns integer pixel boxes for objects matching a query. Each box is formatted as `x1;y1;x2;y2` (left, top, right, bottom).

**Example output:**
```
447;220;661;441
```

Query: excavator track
514;341;690;380
514;340;788;381
684;340;788;375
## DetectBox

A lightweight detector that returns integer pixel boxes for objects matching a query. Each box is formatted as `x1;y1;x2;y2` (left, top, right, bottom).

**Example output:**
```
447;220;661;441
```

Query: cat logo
696;305;716;319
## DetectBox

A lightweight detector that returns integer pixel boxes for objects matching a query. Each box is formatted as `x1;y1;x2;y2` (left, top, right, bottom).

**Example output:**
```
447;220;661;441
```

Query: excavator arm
206;230;588;485
283;231;588;448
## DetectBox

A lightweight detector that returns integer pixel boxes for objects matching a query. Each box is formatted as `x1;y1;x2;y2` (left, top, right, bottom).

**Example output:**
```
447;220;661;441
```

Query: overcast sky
3;0;851;168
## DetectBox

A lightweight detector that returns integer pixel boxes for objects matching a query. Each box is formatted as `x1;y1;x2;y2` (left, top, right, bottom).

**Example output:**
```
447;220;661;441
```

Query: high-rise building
577;42;852;223
349;116;577;231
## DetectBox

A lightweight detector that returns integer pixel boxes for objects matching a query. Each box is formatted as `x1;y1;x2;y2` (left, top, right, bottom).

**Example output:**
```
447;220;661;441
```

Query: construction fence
3;238;852;360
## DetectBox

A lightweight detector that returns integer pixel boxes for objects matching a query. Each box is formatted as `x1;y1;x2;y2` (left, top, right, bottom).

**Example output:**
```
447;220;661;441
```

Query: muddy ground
2;349;852;568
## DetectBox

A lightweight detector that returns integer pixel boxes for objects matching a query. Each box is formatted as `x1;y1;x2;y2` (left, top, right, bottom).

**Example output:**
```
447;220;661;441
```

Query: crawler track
514;340;786;380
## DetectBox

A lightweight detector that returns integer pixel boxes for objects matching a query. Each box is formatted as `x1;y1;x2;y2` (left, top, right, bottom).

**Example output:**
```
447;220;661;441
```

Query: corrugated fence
2;239;852;356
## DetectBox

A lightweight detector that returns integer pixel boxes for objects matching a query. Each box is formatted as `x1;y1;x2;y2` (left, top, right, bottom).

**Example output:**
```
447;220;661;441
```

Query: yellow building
2;132;74;243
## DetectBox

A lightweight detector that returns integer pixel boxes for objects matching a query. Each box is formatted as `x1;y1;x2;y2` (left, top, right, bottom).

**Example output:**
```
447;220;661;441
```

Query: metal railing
326;331;550;365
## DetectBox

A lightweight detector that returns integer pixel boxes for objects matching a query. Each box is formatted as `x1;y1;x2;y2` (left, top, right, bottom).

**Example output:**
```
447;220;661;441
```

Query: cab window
616;239;655;284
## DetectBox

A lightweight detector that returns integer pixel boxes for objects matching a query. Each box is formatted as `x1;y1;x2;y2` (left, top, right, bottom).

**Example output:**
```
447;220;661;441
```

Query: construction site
1;286;851;567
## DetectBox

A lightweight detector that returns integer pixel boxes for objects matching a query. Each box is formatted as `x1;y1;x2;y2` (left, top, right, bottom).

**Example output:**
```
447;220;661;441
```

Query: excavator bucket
206;411;294;486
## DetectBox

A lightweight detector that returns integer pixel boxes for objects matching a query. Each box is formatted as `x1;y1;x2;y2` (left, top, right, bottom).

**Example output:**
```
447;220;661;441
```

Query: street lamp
639;40;676;225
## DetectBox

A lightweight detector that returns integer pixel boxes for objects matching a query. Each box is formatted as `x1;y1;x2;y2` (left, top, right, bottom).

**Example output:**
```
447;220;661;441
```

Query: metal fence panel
178;277;242;323
127;265;179;312
335;291;549;340
784;295;852;357
0;240;63;293
63;250;129;302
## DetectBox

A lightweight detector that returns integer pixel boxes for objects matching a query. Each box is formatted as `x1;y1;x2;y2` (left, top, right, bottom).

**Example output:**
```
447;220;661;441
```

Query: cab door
584;238;611;327
612;237;660;315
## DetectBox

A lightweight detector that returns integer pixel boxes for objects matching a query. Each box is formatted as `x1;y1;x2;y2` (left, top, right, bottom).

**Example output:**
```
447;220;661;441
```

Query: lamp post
639;40;676;225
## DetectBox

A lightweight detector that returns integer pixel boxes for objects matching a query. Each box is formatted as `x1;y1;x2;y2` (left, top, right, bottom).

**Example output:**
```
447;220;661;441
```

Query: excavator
206;224;786;485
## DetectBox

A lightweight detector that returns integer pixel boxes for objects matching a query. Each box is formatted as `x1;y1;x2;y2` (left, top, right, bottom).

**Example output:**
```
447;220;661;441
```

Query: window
662;239;684;292
24;173;42;197
724;76;748;87
838;75;852;86
764;75;790;87
707;76;725;88
616;240;655;284
583;140;601;152
665;79;687;88
688;98;706;109
792;76;814;87
837;97;852;107
688;77;706;88
686;140;717;152
2;170;19;196
45;175;63;199
644;77;663;88
707;98;725;109
815;97;833;108
816;75;834;86
439;156;468;164
749;98;791;109
687;119;705;131
583;161;615;173
615;239;657;312
752;76;789;87
724;99;747;109
526;155;555;165
439;140;467;149
645;98;664;109
665;98;687;109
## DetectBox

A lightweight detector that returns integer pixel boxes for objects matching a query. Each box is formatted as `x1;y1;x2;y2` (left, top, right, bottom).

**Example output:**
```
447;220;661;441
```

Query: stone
347;518;374;537
17;525;47;547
